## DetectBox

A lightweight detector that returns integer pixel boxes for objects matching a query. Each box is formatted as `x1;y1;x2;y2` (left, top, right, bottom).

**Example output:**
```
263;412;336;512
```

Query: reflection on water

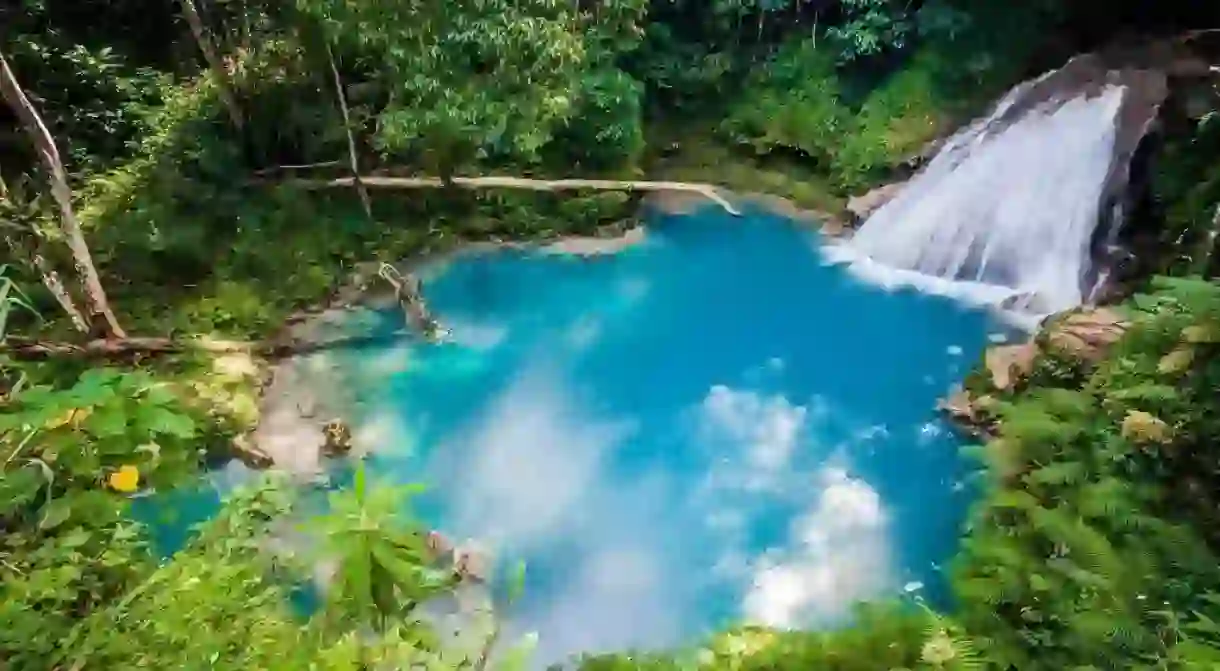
330;208;993;664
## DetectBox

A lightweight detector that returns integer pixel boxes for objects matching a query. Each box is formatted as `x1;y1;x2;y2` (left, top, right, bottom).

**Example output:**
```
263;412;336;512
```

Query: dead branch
377;263;445;341
251;160;343;176
4;234;89;333
324;41;372;220
274;174;743;216
1;331;407;361
180;0;244;132
0;50;126;338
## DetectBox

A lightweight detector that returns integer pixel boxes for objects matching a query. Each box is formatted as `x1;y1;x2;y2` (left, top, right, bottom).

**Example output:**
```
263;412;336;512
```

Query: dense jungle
6;0;1220;669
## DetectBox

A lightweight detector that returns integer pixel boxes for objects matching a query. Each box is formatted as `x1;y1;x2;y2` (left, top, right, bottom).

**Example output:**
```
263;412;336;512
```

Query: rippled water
318;207;998;663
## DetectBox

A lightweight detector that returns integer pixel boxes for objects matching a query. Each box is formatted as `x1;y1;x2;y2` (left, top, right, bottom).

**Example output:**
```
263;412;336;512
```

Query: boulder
985;343;1038;391
845;181;906;226
453;545;490;583
1041;307;1130;362
320;418;353;457
937;389;997;437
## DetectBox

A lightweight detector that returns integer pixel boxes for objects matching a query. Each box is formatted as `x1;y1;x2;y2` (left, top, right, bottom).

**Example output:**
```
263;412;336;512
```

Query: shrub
720;40;848;168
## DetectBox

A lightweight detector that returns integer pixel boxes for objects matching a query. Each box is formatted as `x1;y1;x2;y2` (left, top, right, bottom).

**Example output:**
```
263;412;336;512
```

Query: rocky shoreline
937;306;1131;436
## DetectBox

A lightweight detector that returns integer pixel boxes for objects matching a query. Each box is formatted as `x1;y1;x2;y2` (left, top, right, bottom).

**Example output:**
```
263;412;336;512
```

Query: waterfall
827;57;1167;322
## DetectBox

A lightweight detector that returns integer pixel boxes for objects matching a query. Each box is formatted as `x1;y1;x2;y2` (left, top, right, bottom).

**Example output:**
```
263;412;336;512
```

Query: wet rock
846;181;906;226
985;343;1038;391
320;418;353;457
426;530;454;560
453;542;490;583
1040;307;1129;362
937;389;997;437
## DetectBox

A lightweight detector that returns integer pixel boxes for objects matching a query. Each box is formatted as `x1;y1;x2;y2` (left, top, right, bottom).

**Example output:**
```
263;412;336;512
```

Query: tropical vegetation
4;0;1220;669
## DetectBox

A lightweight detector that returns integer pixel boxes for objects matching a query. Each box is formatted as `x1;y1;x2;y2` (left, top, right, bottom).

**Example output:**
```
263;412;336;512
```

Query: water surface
334;208;995;663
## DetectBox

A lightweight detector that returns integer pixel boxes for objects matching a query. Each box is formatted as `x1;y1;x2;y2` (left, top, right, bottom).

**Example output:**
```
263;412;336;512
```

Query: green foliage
826;0;913;64
0;365;208;667
578;602;982;670
316;465;453;633
952;277;1220;669
1;10;169;178
1149;113;1220;275
831;48;955;189
296;0;588;168
59;479;473;670
721;40;847;167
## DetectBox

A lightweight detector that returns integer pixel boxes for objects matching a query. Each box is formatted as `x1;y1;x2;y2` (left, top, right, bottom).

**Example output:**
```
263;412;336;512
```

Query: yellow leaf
1182;324;1220;344
1121;410;1172;445
1157;346;1195;375
44;407;92;430
107;465;141;493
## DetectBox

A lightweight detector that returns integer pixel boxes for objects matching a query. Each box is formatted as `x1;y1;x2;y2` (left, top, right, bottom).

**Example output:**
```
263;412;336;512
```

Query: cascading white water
827;81;1129;320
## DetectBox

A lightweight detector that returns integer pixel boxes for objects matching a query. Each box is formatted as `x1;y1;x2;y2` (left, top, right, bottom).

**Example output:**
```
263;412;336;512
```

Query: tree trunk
0;51;126;338
324;41;372;220
180;0;244;132
4;233;89;334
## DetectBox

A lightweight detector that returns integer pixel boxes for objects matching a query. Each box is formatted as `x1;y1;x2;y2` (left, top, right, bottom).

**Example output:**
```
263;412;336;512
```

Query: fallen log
2;331;407;361
274;174;743;216
377;263;446;342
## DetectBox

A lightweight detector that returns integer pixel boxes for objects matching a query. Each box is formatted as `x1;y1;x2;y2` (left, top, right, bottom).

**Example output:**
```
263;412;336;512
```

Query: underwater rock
1040;306;1129;362
320;418;353;457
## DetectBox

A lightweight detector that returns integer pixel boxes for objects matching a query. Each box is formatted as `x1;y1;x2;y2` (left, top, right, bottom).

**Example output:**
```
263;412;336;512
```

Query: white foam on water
825;82;1129;323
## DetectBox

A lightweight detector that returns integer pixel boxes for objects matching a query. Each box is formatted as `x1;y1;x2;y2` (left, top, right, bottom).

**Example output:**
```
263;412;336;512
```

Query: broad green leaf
139;407;196;439
39;499;72;530
89;407;129;437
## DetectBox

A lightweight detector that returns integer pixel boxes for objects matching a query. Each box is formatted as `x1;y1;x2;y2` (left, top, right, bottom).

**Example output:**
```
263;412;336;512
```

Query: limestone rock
320;418;353;457
1041;307;1129;362
846;181;906;226
985;343;1038;391
937;389;997;437
453;544;490;583
425;530;454;560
